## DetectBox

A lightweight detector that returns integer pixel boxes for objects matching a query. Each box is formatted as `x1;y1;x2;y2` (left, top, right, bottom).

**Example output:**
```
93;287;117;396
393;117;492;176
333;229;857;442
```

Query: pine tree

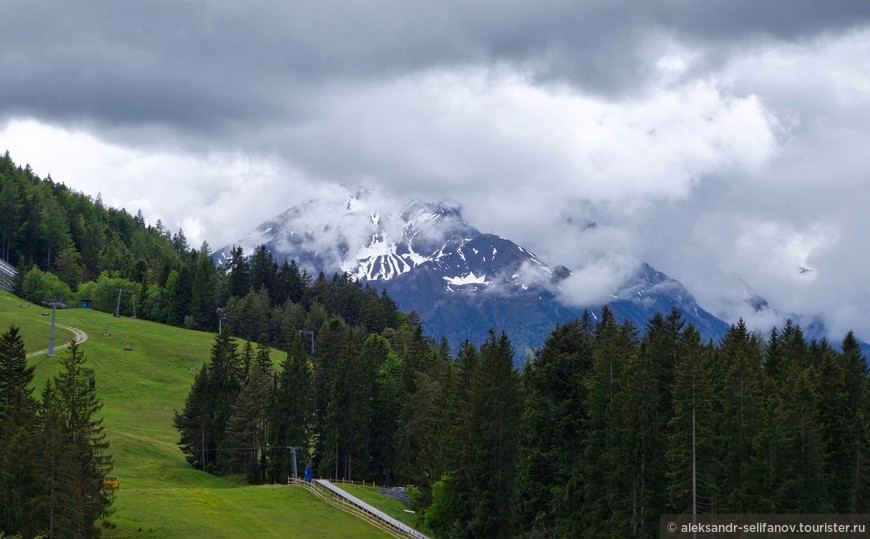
464;331;521;539
0;325;33;409
370;339;404;486
254;338;273;375
227;245;249;299
666;325;716;516
248;245;277;297
333;330;378;480
36;383;79;539
0;175;23;261
353;334;392;479
190;246;217;331
0;325;41;536
512;320;593;538
715;320;767;513
37;340;113;538
777;361;828;511
312;316;348;476
173;365;213;470
208;330;243;472
582;308;635;537
825;331;870;512
226;367;271;483
619;320;671;537
268;332;314;483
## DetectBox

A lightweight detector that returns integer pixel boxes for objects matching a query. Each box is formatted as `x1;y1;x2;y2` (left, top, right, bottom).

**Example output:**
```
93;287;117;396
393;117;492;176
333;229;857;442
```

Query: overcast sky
2;1;870;340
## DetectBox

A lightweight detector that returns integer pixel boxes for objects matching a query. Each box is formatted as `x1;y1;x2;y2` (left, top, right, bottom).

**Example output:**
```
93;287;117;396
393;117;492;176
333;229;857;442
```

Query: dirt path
26;322;89;358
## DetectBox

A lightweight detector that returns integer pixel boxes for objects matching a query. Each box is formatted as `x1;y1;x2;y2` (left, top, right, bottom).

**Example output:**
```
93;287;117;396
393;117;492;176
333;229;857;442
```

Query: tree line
0;328;113;538
0;151;183;289
3;152;400;353
175;303;870;538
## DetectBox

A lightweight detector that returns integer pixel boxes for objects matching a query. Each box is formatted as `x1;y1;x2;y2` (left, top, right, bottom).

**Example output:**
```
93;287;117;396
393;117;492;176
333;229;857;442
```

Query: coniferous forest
1;155;870;538
0;331;113;539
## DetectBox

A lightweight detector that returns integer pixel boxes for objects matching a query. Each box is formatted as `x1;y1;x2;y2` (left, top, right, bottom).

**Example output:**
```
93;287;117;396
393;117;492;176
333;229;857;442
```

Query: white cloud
556;252;640;307
0;119;290;247
4;18;870;345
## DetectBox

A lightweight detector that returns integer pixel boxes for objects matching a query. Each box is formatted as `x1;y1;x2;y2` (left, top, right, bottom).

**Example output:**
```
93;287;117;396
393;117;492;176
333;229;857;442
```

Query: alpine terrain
217;191;729;359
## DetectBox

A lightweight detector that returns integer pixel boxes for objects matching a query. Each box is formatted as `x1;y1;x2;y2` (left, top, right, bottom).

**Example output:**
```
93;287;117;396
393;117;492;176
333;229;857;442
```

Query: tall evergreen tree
582;308;635;537
512;320;593;538
268;332;314;483
464;331;521;539
37;340;113;538
208;330;243;472
0;325;41;537
0;325;33;409
226;245;249;299
226;366;271;483
248;245;277;297
370;338;404;486
173;365;213;471
822;331;870;512
190;245;217;331
715;320;767;513
666;324;716;516
0;174;22;261
312;316;348;476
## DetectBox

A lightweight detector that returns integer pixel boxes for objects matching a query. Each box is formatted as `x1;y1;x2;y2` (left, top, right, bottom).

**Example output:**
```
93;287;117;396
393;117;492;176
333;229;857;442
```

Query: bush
20;267;72;304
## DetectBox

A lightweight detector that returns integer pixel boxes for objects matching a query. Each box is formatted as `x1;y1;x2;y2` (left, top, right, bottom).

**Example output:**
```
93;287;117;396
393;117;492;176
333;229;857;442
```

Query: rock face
217;192;729;360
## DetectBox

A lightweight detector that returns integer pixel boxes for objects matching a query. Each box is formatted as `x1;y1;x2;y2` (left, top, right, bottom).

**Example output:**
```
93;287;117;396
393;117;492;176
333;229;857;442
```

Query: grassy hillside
0;291;389;538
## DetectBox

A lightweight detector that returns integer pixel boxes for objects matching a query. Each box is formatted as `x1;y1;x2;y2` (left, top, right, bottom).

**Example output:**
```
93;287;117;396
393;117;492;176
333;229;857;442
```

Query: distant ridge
216;190;731;359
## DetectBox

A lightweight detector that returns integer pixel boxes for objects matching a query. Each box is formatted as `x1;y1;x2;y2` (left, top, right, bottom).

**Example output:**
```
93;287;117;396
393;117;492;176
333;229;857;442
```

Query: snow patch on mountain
216;187;738;354
444;272;489;286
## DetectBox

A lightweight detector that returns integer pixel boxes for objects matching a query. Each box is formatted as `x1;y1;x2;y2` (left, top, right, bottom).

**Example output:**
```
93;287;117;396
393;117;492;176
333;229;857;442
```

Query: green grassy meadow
0;291;390;538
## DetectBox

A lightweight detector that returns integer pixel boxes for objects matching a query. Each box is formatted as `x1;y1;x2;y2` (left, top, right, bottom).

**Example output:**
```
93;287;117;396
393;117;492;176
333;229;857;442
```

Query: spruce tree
370;340;404;486
312;316;348;476
38;340;113;538
226;366;271;483
208;329;242;472
227;245;249;299
512;320;593;538
36;383;79;539
666;325;716;515
465;331;521;539
354;334;393;479
0;325;41;537
268;332;314;483
715;320;766;513
189;246;217;331
0;325;33;410
582;307;634;537
831;332;870;511
620;320;671;537
173;365;213;470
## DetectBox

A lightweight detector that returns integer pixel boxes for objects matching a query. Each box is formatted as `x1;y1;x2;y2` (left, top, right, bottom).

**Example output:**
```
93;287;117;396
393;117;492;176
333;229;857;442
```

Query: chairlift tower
42;297;68;357
288;446;302;480
299;330;315;355
216;307;227;334
115;288;136;318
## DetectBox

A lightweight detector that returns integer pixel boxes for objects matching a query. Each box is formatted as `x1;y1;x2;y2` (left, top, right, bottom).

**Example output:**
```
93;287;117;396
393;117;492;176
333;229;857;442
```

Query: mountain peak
217;192;730;356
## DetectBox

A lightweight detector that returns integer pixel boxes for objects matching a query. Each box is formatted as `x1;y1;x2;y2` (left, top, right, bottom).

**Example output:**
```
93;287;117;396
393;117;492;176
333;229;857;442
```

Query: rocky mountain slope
216;192;730;358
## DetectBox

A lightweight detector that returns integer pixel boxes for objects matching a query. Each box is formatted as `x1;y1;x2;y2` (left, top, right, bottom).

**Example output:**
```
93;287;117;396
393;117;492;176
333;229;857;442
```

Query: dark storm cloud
4;0;870;143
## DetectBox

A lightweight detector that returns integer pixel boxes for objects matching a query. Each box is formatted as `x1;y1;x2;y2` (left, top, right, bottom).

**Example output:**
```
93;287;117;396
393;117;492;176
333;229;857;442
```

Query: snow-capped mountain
216;194;557;293
216;191;729;358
